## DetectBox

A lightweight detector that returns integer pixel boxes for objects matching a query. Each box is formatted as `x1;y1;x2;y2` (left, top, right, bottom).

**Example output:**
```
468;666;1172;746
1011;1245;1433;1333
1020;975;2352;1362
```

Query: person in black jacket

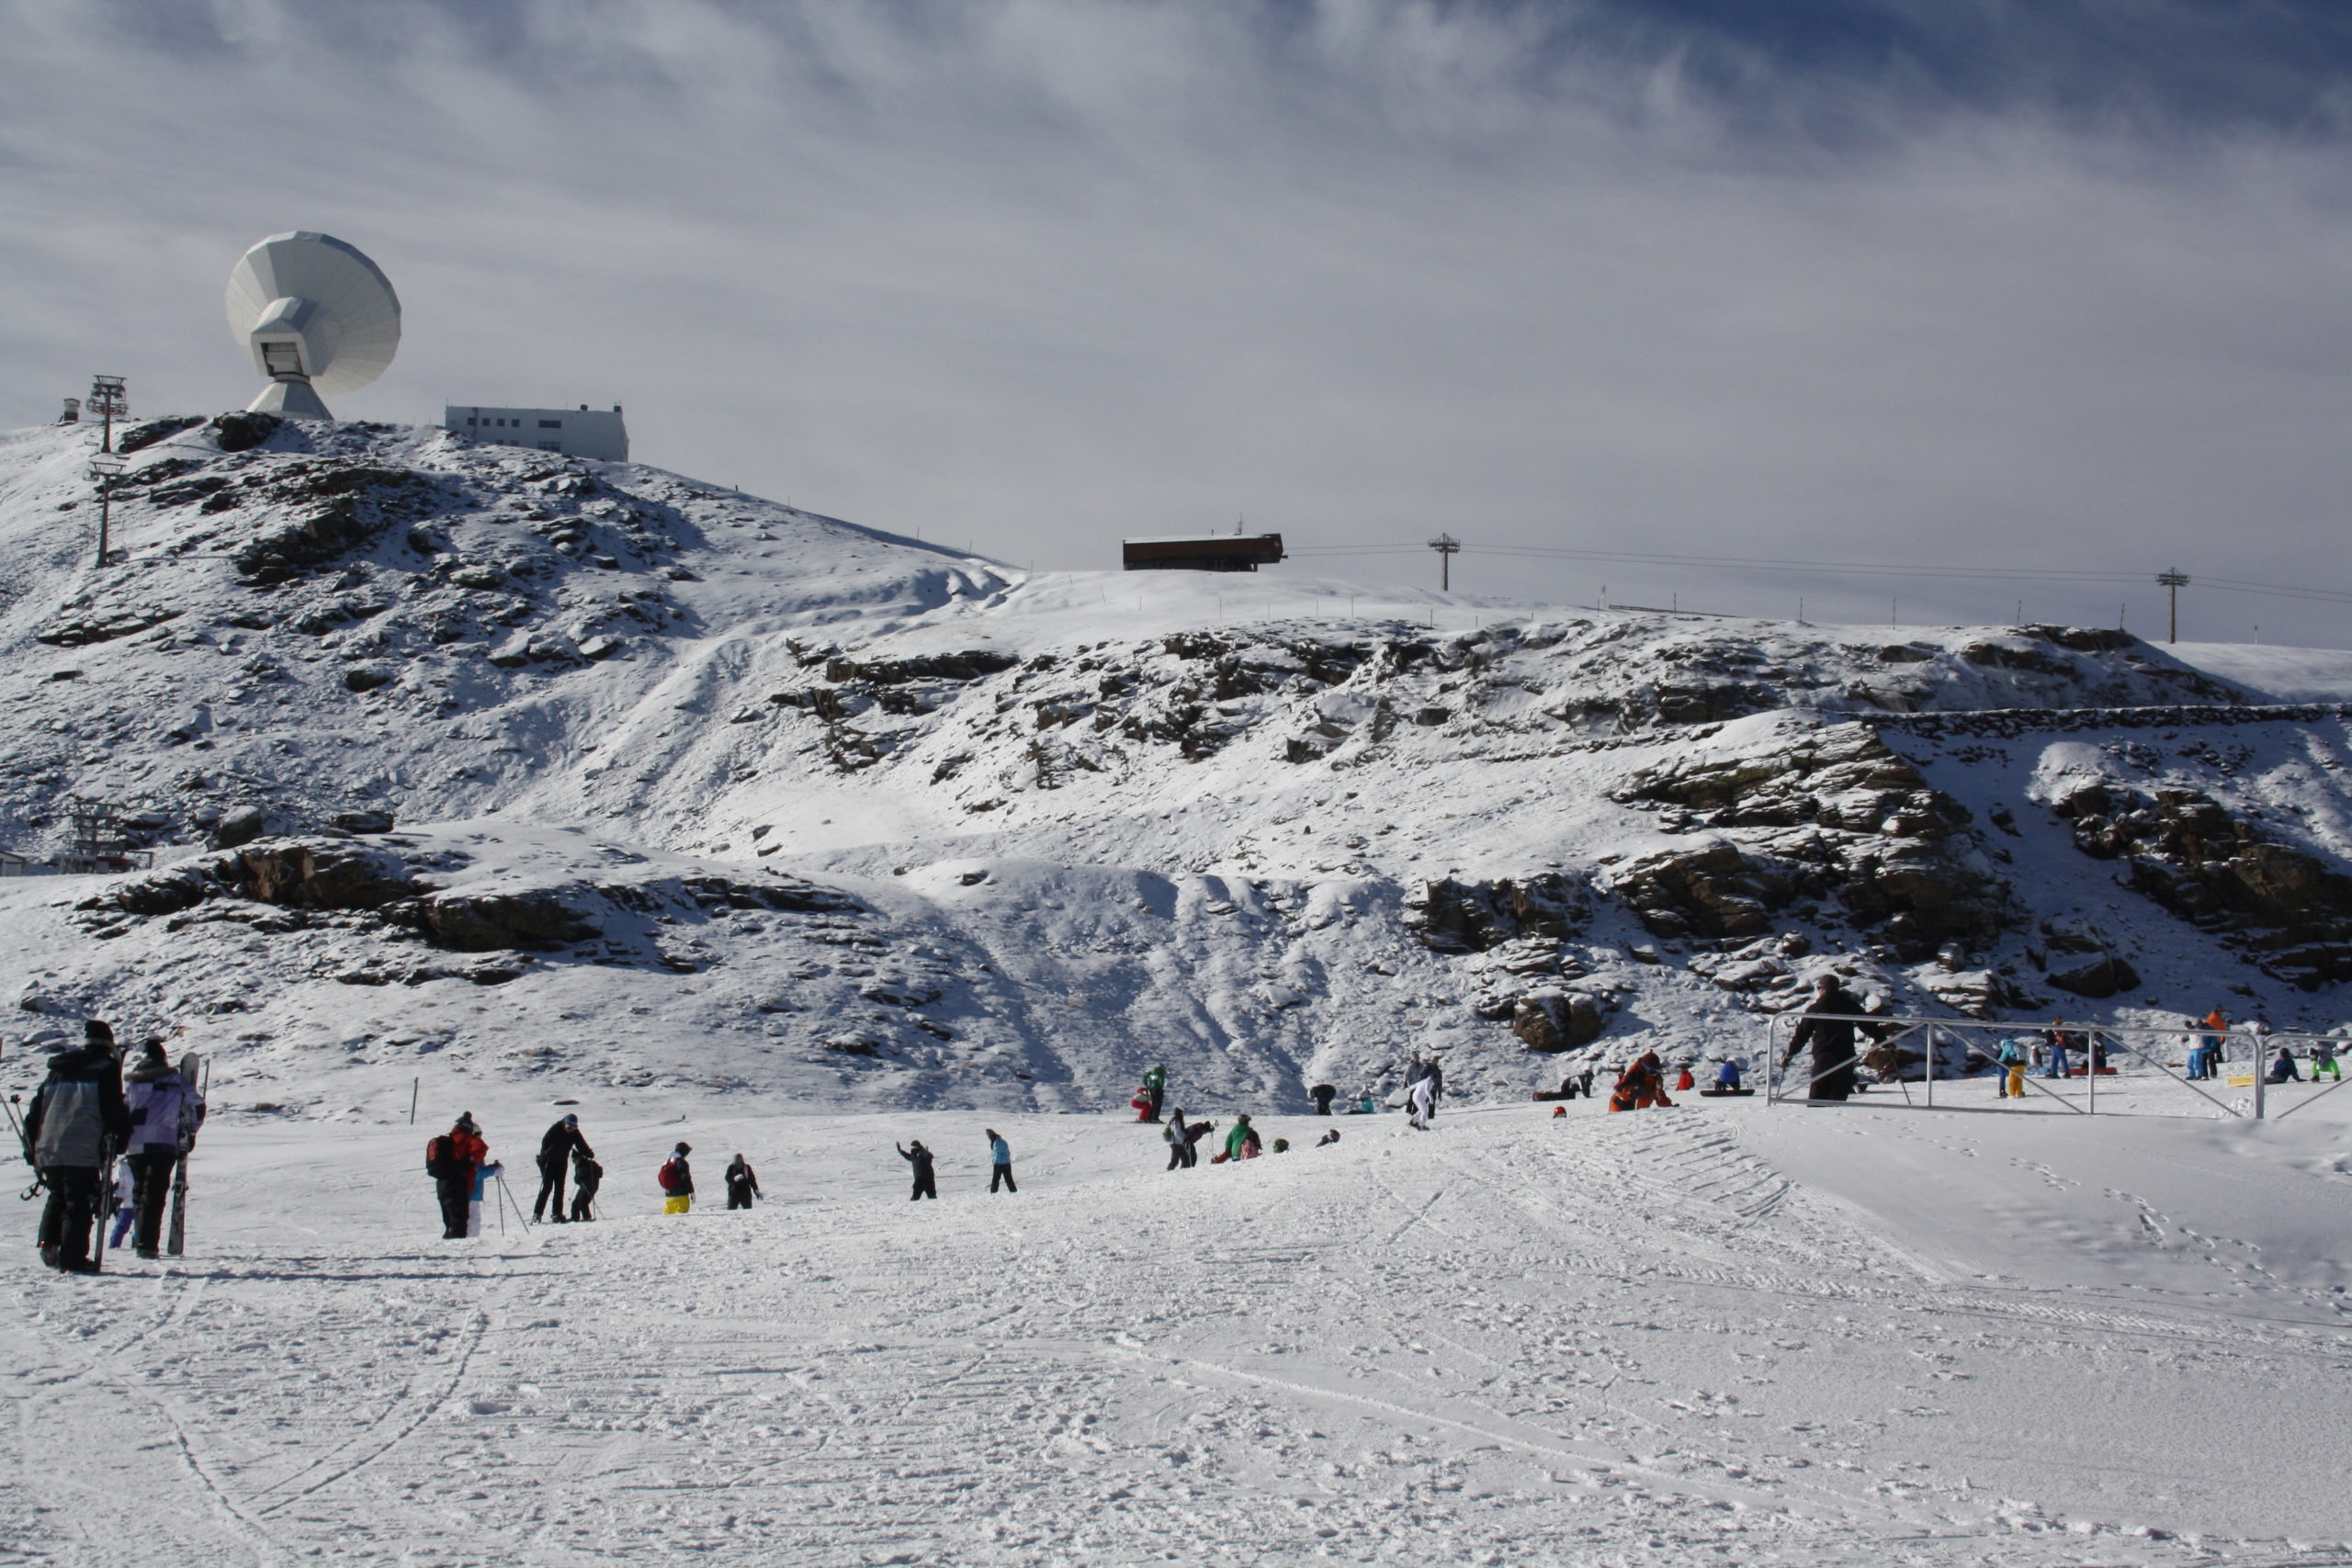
22;1021;130;1273
1781;976;1867;1101
533;1114;594;1224
569;1151;603;1221
897;1139;937;1201
724;1154;760;1210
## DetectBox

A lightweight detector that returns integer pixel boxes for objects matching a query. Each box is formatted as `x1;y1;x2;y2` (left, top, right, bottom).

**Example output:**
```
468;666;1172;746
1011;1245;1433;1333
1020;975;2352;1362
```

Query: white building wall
445;405;628;463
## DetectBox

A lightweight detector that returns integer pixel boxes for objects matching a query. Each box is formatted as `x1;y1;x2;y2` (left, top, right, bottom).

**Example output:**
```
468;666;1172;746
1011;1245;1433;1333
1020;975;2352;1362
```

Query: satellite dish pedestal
225;231;401;421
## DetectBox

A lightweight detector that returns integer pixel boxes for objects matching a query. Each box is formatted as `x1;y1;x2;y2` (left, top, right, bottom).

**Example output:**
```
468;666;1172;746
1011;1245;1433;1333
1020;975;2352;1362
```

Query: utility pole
1428;532;1460;592
86;453;124;569
2156;569;2189;644
85;375;127;453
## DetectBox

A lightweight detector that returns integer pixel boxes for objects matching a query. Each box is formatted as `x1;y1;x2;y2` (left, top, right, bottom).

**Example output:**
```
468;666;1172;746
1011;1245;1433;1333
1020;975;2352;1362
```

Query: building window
539;441;561;452
539;419;562;429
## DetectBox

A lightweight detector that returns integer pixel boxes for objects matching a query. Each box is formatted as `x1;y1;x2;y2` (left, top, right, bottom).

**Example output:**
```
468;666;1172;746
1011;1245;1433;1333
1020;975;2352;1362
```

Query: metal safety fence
1763;1014;2350;1121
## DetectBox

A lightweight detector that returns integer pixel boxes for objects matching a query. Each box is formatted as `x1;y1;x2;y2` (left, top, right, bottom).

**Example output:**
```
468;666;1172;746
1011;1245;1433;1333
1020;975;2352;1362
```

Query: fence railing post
2254;1038;2267;1120
2087;1029;2098;1115
1924;1024;1935;1108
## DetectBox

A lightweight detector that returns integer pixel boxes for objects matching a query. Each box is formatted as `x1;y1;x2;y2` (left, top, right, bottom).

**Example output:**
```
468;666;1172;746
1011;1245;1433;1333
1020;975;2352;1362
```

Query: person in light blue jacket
986;1129;1016;1194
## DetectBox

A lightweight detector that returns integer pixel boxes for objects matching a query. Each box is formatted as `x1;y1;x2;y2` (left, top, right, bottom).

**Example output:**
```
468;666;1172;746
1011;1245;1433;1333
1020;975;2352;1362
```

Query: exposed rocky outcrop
1510;988;1607;1051
2053;782;2352;987
1405;874;1589;954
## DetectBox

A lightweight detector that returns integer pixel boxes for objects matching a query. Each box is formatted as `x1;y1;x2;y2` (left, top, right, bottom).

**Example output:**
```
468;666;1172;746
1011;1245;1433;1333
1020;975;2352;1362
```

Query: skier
123;1037;204;1259
1781;976;1865;1102
1224;1114;1259;1161
986;1129;1016;1193
1308;1083;1337;1116
1142;1064;1167;1122
1996;1037;2028;1098
533;1113;594;1224
425;1113;488;1240
1609;1052;1675;1112
23;1022;130;1273
659;1143;695;1213
570;1151;603;1220
724;1153;760;1210
898;1139;937;1201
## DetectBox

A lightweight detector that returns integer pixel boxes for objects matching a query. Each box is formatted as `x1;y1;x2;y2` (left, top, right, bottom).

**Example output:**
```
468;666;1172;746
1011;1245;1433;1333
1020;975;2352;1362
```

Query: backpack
425;1134;455;1179
658;1156;684;1194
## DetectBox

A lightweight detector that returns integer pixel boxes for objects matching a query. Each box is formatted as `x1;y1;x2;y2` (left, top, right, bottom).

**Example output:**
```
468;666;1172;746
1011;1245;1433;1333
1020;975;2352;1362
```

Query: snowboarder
123;1036;204;1259
986;1129;1016;1192
1142;1064;1167;1122
1781;976;1866;1102
898;1139;937;1201
23;1022;130;1273
1673;1065;1696;1093
425;1113;488;1240
659;1143;695;1213
724;1153;760;1209
1700;1059;1748;1098
1609;1052;1675;1112
2313;1036;2343;1080
1308;1083;1337;1115
570;1152;603;1221
533;1113;594;1224
2267;1047;2301;1084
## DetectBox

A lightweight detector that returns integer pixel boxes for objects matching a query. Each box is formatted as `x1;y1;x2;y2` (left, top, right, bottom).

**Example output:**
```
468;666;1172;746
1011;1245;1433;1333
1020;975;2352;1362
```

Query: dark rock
115;867;208;917
212;807;269;849
1511;989;1606;1051
398;891;599;952
210;412;281;452
331;810;397;834
343;665;396;694
232;839;417;909
1406;874;1588;953
114;415;206;454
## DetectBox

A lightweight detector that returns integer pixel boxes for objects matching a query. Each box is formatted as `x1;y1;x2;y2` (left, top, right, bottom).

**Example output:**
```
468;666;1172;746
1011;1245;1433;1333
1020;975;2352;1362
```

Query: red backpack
657;1156;684;1194
425;1135;455;1179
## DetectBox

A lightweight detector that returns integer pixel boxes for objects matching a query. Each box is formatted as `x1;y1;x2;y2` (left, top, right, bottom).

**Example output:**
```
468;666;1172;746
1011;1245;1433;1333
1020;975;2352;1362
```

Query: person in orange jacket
1609;1053;1675;1112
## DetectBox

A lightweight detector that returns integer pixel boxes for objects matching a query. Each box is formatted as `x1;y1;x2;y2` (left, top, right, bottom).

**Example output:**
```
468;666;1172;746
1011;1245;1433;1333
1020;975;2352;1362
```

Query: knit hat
84;1020;115;1047
674;1142;691;1155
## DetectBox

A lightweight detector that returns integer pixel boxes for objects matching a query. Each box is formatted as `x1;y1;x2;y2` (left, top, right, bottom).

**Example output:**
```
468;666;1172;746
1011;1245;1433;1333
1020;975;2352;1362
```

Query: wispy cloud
5;0;2348;641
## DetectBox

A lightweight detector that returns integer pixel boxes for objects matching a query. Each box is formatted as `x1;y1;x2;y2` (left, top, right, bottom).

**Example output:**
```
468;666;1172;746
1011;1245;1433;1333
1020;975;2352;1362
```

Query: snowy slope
6;1089;2349;1566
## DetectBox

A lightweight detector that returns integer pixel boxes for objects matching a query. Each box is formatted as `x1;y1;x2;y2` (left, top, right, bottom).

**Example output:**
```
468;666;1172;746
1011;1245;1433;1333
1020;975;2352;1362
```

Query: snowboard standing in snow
165;1054;207;1258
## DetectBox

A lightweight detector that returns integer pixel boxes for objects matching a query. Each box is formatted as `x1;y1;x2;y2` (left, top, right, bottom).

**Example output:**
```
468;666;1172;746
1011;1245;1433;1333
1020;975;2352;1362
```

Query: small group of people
896;1130;1016;1198
428;1112;767;1235
18;1021;206;1274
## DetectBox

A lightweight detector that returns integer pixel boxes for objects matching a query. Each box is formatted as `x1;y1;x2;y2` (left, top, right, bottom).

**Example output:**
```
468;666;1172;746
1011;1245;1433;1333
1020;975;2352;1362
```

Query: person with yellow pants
659;1143;694;1213
1996;1037;2027;1099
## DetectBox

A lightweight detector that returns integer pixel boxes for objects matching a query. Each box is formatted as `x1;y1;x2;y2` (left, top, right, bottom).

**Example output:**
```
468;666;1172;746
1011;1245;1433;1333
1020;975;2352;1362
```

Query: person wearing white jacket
123;1038;205;1260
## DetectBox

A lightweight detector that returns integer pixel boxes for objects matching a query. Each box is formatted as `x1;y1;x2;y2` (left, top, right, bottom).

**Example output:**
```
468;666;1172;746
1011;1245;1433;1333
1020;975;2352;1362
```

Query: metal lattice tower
85;375;127;452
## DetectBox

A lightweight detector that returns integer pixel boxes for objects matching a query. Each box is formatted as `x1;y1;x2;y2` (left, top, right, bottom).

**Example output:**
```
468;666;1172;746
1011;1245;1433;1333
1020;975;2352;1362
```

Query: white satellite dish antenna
223;231;401;419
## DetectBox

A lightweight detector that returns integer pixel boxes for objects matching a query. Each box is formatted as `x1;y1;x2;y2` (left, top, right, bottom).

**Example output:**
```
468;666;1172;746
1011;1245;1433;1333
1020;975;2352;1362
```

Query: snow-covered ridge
4;415;2352;1122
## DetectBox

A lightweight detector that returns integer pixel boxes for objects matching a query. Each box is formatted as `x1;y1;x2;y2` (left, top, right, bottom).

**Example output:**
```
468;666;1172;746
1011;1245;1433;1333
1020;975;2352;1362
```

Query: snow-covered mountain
6;413;2351;1118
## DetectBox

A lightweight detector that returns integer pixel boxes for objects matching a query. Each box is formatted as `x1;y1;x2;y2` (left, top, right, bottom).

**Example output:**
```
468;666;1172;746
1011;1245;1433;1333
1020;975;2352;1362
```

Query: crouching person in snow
24;1022;130;1274
986;1129;1016;1193
570;1151;603;1221
1221;1114;1261;1162
425;1113;488;1240
725;1154;760;1210
660;1144;695;1213
1608;1052;1675;1112
124;1037;204;1259
899;1139;937;1201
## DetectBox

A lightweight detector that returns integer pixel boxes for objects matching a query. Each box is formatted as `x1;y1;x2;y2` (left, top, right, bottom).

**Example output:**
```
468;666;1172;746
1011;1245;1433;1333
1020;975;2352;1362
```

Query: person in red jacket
1609;1053;1675;1112
427;1113;489;1239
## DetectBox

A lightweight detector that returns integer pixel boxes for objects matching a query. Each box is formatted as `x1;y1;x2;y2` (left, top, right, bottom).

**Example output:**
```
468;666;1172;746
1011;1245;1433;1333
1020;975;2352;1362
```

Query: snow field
6;1089;2349;1566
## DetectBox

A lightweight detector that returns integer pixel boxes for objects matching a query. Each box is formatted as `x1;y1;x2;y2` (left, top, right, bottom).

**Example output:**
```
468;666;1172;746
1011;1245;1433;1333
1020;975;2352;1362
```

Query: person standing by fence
1782;976;1865;1102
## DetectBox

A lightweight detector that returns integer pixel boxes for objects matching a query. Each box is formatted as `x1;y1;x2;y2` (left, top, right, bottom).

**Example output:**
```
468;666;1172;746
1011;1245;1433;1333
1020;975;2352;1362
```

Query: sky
4;0;2349;644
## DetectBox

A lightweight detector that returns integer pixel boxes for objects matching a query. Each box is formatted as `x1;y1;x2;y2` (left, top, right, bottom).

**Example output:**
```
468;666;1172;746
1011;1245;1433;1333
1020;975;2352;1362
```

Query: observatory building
1121;532;1286;573
447;405;628;464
